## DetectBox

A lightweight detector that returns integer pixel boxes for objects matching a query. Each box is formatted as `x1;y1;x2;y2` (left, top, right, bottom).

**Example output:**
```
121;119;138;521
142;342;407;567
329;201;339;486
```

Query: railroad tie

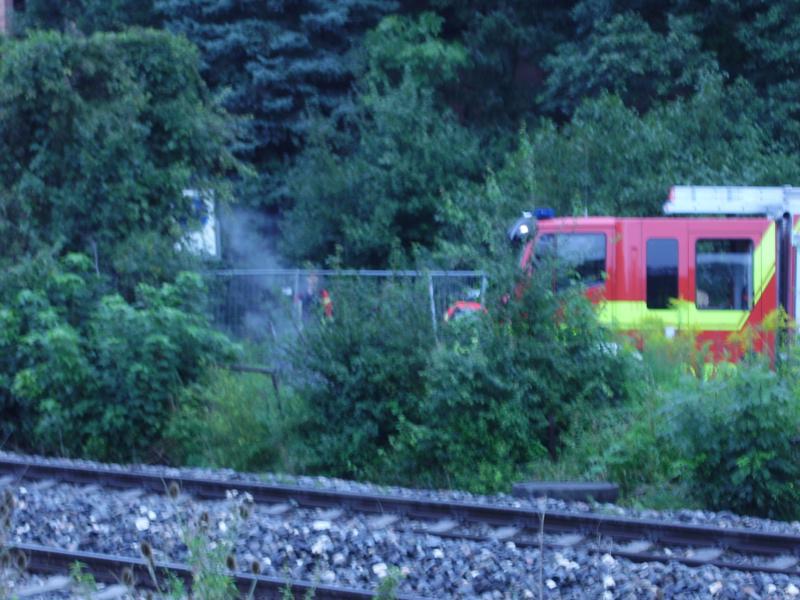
117;488;144;501
264;502;293;516
0;475;14;488
765;555;799;570
491;526;520;541
368;514;400;529
91;585;130;600
14;576;72;598
317;508;344;521
31;478;57;491
619;540;653;553
688;547;723;562
426;519;458;535
550;533;584;547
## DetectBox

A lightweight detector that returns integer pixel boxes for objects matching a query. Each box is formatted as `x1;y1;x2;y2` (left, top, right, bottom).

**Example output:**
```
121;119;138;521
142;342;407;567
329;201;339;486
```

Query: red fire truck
507;186;800;360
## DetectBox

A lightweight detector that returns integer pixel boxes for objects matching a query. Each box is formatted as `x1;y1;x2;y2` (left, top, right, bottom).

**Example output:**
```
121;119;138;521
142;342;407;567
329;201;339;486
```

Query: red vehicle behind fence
506;186;800;360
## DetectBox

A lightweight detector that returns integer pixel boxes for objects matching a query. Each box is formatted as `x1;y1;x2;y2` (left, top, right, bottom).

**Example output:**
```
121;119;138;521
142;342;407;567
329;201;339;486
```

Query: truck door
641;221;688;337
687;219;768;357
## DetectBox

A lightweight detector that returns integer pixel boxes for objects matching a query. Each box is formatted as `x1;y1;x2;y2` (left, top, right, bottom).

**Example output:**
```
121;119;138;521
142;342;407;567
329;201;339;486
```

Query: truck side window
695;239;753;310
646;238;678;309
536;233;606;287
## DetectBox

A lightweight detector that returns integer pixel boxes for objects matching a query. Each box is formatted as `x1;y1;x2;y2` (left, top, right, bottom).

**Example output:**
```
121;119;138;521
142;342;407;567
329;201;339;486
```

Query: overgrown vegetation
4;0;800;522
0;254;236;461
285;262;634;492
166;368;307;472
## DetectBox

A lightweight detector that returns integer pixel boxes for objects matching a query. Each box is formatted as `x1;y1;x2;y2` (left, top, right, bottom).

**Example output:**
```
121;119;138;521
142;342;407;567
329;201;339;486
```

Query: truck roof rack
665;186;800;218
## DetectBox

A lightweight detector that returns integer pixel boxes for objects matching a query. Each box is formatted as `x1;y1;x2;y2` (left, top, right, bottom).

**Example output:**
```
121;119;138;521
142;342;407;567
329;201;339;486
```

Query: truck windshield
535;233;607;287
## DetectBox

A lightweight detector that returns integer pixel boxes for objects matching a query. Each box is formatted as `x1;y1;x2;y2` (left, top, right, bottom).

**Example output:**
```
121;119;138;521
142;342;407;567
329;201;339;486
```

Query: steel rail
9;542;429;600
432;529;800;576
2;455;800;567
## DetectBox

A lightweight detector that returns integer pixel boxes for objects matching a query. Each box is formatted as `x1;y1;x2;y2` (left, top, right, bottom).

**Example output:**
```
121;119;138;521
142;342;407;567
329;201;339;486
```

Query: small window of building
536;233;606;287
695;239;753;310
646;238;678;309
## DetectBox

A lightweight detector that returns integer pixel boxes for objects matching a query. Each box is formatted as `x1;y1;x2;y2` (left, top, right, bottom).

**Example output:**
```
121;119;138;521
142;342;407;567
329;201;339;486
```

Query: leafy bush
166;368;309;472
291;260;635;492
665;358;800;519
0;254;236;461
290;278;434;481
398;263;635;491
0;29;237;265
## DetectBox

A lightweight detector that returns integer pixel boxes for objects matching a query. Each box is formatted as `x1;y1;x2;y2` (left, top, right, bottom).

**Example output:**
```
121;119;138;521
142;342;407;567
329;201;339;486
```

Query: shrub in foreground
399;265;635;492
290;277;434;482
665;358;800;519
292;261;635;492
1;254;236;461
166;368;309;473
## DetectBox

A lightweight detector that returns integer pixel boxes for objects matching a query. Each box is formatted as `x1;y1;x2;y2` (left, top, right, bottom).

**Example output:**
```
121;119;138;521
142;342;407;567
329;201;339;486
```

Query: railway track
1;454;799;584
5;542;428;599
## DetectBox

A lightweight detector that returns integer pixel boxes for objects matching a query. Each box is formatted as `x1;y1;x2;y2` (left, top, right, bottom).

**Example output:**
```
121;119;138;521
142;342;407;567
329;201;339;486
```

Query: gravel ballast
2;452;800;599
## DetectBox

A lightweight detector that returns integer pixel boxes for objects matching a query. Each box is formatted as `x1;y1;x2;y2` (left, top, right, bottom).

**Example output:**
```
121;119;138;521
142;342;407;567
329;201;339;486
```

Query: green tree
0;29;236;268
540;12;717;116
157;0;396;208
531;79;800;216
408;1;575;131
666;358;800;519
14;0;160;34
281;13;483;267
290;278;434;481
398;259;634;491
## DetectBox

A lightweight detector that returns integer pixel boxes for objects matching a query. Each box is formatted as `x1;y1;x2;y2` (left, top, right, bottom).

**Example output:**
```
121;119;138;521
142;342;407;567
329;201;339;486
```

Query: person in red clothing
320;287;333;318
298;273;333;320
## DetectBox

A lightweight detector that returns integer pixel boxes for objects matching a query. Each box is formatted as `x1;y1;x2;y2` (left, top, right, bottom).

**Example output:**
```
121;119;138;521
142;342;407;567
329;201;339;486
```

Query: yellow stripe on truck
597;301;748;331
752;222;775;304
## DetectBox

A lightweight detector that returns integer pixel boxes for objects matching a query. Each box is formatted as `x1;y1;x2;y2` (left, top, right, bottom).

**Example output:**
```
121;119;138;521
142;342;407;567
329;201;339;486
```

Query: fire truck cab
512;186;800;359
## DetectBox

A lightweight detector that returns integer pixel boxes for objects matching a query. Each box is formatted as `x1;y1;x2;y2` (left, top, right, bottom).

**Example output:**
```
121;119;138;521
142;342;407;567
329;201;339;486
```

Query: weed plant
665;353;800;519
1;487;16;597
166;367;309;473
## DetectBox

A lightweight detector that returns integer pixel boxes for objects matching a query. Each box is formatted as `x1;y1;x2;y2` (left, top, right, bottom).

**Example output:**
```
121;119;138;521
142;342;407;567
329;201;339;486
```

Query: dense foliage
0;27;238;461
666;360;800;519
7;0;800;518
291;262;634;491
156;0;396;208
404;264;633;491
0;255;235;460
290;278;434;481
281;13;486;267
0;29;236;270
14;0;160;33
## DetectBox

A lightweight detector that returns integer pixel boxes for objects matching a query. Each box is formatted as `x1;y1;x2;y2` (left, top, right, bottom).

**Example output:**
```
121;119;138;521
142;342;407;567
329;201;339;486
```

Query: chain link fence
206;268;487;342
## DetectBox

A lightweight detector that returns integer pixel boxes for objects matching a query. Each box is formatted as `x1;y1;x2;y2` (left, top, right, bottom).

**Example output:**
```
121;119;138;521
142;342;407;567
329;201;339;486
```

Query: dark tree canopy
11;0;800;268
156;0;396;208
14;0;161;33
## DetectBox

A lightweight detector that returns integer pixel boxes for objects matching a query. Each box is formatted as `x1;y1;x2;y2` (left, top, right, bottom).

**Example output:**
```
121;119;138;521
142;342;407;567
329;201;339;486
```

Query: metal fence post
480;273;488;301
293;269;301;325
428;273;438;342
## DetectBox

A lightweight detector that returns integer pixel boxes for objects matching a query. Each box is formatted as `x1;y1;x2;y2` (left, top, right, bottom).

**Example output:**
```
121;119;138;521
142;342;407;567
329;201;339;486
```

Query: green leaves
157;0;395;208
0;29;236;265
665;359;800;519
282;13;483;267
541;13;717;116
364;12;468;89
0;255;237;461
